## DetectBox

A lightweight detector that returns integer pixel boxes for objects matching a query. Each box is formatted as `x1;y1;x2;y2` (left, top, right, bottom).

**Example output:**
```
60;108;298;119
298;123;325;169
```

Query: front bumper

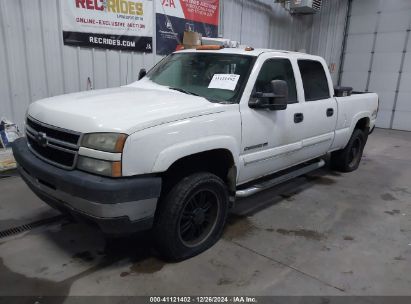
12;138;162;235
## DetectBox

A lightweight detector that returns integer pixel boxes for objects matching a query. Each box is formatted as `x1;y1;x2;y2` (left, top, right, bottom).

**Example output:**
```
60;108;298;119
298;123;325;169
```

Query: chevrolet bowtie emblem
36;132;48;148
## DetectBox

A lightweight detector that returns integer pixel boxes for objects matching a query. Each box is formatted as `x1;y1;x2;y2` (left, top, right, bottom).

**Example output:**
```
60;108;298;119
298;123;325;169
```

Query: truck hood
28;83;227;134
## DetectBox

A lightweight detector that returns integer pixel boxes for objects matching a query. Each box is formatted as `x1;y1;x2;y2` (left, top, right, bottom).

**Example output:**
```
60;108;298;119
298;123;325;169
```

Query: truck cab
12;47;379;261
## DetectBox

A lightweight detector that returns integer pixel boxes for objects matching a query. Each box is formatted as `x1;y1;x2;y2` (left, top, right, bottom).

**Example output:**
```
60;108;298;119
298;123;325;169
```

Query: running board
236;159;325;198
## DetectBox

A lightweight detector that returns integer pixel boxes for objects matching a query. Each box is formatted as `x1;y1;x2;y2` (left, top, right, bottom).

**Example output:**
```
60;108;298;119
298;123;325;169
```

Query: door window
298;60;330;101
254;59;298;104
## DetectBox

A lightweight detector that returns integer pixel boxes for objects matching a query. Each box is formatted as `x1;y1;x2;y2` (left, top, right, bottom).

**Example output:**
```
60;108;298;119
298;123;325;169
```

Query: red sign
180;0;219;26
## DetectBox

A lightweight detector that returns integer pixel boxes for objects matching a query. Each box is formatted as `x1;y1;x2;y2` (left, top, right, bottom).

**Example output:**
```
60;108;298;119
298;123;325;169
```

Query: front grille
26;118;79;144
27;136;76;168
26;117;81;169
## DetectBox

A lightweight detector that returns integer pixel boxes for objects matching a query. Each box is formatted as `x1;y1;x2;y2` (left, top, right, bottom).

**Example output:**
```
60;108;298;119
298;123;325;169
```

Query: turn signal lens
111;161;122;178
114;134;127;152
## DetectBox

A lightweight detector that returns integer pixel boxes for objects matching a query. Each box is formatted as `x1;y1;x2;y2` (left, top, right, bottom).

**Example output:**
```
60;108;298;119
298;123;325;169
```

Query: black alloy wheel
153;172;229;261
178;189;220;247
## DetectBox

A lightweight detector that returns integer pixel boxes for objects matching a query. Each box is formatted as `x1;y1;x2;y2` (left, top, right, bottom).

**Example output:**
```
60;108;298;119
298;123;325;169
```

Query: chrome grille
25;117;81;169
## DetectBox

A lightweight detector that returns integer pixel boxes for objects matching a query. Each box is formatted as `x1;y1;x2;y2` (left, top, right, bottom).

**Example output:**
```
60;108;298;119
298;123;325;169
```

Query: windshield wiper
169;87;200;96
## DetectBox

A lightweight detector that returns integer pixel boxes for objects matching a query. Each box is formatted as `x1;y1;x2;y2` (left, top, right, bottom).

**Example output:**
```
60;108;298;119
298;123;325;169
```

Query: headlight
82;133;127;153
77;156;122;177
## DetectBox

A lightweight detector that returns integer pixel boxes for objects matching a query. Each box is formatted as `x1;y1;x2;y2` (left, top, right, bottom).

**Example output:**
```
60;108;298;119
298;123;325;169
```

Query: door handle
294;113;304;123
327;108;334;117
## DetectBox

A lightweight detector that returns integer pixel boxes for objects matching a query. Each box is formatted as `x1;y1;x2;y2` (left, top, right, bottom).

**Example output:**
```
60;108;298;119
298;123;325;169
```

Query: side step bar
236;159;325;198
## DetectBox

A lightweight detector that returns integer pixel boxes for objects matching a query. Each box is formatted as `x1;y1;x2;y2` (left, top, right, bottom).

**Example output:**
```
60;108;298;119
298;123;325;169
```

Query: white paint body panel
28;82;226;134
122;107;242;176
26;49;379;184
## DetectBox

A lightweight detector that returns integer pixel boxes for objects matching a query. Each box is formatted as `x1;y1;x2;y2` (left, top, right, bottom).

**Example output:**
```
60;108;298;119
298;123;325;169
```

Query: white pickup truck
13;47;378;261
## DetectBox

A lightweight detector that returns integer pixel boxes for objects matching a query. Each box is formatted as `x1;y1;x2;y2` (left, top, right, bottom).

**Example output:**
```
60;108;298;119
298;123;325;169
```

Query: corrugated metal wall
221;0;349;83
0;0;349;128
222;0;309;51
0;0;160;128
309;0;349;83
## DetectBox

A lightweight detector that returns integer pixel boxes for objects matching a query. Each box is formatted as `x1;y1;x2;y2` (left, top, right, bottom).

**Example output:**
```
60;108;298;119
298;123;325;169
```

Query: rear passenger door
296;59;337;160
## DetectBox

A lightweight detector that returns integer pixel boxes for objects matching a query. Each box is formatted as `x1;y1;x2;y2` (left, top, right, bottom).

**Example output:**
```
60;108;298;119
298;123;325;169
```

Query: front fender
121;107;242;177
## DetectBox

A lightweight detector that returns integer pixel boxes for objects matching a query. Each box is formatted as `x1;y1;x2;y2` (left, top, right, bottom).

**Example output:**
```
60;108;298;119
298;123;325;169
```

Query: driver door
238;57;305;184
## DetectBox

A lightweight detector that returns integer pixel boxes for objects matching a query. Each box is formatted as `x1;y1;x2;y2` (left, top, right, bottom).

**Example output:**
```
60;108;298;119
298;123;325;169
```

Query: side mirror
249;80;289;111
138;68;147;80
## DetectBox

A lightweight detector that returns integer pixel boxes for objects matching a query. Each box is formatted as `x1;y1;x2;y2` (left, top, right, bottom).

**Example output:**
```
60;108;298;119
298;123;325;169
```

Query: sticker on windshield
208;74;240;91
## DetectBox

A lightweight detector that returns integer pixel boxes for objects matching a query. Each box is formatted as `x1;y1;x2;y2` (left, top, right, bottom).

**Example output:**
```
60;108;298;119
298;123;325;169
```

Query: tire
153;172;229;261
331;129;367;172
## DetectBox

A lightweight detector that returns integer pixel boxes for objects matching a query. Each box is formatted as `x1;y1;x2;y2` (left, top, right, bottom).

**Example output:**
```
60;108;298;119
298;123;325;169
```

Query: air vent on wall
275;0;322;14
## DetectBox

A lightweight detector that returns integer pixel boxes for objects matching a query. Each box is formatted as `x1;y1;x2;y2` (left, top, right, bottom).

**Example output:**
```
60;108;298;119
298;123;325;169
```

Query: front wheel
153;172;229;261
331;129;367;172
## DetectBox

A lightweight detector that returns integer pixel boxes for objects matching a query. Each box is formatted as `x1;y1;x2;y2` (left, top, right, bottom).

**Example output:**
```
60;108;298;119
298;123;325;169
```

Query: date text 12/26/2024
150;297;257;303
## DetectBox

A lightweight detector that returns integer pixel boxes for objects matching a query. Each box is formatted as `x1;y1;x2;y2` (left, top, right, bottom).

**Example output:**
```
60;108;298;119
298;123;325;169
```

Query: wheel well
161;149;236;195
354;117;370;133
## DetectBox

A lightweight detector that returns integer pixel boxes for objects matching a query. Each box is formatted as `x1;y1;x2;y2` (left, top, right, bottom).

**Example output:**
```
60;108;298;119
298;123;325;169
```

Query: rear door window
298;60;330;101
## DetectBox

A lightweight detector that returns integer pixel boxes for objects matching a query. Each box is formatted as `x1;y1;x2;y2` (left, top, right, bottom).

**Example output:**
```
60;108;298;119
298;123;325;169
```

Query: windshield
146;53;254;103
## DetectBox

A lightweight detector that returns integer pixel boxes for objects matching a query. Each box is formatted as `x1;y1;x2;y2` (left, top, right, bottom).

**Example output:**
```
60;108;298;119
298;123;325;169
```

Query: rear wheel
154;172;229;261
331;129;367;172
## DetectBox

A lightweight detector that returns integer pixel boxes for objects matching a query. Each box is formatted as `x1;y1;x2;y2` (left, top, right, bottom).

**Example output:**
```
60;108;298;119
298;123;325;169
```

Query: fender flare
152;135;240;173
350;112;371;135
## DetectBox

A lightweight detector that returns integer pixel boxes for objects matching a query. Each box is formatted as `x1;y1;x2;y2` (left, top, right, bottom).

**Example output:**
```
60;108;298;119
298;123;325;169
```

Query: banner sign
156;0;219;55
61;0;154;52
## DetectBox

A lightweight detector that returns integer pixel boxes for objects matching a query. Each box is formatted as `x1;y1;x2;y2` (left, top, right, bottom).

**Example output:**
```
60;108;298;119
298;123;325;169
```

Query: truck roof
176;47;319;59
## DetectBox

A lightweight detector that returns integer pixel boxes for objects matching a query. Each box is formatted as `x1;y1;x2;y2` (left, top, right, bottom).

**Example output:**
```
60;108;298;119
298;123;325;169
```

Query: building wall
340;0;411;131
0;0;348;128
0;0;161;129
221;0;349;83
